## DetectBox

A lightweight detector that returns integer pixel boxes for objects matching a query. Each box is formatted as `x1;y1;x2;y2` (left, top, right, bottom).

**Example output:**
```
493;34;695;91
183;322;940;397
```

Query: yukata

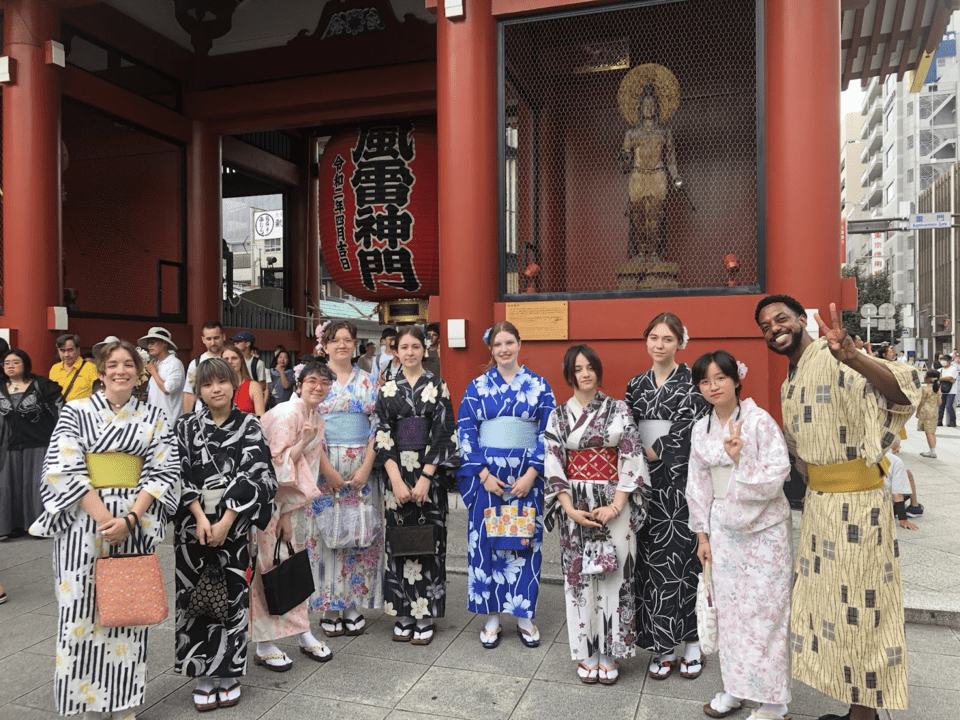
686;397;792;705
375;371;458;619
783;338;920;710
624;364;708;652
457;366;556;618
544;392;648;661
30;394;180;717
174;406;276;679
305;366;384;612
250;395;325;641
916;385;939;433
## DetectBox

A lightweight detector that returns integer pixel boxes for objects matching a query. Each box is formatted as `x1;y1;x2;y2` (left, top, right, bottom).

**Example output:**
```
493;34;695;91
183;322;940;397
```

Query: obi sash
566;447;618;482
86;453;142;489
636;419;672;449
479;417;538;449
807;457;884;493
200;487;226;515
710;465;732;499
322;412;371;446
396;416;429;451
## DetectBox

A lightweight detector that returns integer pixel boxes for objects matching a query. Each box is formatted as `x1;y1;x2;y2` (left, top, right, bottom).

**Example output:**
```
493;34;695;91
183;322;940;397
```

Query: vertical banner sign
319;121;439;301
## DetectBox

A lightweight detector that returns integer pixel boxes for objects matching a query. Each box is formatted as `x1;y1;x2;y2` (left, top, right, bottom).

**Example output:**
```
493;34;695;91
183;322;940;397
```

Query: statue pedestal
615;259;679;290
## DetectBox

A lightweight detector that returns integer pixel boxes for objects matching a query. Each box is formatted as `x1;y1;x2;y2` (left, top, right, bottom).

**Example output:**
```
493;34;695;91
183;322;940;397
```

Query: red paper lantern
319;120;438;314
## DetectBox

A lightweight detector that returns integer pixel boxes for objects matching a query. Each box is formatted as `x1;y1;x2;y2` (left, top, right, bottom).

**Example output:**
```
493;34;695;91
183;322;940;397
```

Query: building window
498;0;762;298
885;106;895;131
885;146;894;168
907;135;914;150
885;182;896;204
907;169;914;184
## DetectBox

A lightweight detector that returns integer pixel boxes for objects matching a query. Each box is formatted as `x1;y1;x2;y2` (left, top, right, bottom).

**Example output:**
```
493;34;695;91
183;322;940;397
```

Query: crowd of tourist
0;298;934;720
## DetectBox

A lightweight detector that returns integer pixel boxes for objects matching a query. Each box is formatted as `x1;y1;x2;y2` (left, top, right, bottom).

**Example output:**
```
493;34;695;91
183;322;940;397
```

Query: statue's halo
617;63;680;124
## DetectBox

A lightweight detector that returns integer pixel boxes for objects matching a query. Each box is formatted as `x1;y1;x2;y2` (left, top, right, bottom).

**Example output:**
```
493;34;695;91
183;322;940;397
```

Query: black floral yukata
374;371;458;620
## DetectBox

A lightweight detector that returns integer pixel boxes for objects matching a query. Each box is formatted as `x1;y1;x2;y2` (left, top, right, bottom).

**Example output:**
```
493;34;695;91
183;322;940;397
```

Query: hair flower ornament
314;321;331;356
680;326;690;350
736;361;748;379
483;327;492;344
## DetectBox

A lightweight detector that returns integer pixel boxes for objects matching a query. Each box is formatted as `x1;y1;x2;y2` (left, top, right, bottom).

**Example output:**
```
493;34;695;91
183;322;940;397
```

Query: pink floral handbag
95;516;168;627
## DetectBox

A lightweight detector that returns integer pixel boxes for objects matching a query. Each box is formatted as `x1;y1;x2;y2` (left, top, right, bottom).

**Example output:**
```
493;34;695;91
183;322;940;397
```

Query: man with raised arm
756;296;920;720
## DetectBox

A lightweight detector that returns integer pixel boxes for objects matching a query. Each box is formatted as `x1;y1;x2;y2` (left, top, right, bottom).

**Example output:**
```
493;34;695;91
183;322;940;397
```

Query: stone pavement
0;424;957;719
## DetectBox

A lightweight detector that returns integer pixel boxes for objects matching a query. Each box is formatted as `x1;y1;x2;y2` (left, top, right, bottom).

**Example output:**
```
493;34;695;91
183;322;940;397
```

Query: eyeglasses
697;376;731;389
301;378;332;389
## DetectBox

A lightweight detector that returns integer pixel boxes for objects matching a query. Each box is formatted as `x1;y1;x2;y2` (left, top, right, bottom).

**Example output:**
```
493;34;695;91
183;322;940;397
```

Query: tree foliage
840;266;901;346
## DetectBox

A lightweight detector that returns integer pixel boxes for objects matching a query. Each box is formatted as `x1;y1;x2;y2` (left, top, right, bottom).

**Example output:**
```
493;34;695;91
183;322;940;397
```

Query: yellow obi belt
86;453;143;489
807;457;884;493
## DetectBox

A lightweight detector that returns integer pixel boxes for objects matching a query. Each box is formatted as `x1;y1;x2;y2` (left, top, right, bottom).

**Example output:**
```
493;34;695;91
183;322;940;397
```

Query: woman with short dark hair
0;349;64;538
173;357;278;710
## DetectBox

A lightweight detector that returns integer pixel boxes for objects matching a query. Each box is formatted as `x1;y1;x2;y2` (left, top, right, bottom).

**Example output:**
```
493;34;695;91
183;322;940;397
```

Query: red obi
566;447;618;482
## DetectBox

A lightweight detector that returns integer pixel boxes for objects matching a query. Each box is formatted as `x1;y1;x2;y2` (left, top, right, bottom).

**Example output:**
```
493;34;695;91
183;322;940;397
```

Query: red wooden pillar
2;0;61;363
437;0;498;402
765;0;841;308
307;138;321;331
187;120;222;334
764;0;840;412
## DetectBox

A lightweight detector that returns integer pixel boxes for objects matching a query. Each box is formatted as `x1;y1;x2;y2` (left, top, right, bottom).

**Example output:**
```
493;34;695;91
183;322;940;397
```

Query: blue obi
322;412;371;446
479;417;538;449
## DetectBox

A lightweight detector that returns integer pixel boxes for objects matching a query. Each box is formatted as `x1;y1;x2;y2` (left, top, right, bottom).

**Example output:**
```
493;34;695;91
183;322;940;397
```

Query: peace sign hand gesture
723;419;744;465
814;302;859;364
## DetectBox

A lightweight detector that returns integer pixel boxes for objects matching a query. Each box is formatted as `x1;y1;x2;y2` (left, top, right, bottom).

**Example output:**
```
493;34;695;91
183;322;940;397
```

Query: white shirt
939;363;958;394
883;452;912;497
245;355;267;384
147;353;185;425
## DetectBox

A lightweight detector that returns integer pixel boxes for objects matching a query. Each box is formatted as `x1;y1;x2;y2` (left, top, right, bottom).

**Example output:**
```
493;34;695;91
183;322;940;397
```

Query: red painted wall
61;100;183;318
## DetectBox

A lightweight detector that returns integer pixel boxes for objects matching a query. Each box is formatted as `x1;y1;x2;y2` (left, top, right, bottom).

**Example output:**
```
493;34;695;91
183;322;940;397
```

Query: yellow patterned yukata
782;337;921;711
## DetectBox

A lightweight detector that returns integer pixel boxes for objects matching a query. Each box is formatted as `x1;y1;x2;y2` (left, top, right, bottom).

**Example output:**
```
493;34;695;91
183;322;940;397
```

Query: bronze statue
617;64;681;261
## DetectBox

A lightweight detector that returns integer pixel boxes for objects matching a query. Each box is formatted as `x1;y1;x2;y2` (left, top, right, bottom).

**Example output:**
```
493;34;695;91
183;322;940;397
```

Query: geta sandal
680;655;704;679
516;624;540;648
217;681;241;708
343;614;366;636
703;693;745;718
393;619;415;643
577;662;599;684
299;644;332;662
648;658;674;680
411;623;435;646
193;687;218;712
480;625;501;649
598;661;620;685
320;617;344;637
253;652;292;672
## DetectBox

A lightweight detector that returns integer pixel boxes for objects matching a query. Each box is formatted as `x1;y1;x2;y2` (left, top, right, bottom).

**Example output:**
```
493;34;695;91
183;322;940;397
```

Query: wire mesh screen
500;0;760;297
0;89;4;315
62;100;185;320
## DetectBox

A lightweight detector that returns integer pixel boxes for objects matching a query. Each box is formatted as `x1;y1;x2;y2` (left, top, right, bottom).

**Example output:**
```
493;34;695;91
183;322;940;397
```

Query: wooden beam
61;65;192;143
842;5;866;90
842;0;870;8
866;0;888;72
221;135;299;187
923;0;957;53
184;61;437;134
901;0;928;78
49;0;103;8
60;4;192;82
880;0;906;77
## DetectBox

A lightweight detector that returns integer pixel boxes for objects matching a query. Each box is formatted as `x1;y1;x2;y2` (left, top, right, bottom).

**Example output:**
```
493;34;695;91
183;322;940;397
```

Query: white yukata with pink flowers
686;397;792;706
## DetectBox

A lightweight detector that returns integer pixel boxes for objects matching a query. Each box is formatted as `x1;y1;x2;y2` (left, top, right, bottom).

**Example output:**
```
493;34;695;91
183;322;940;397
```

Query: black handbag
261;538;315;616
387;506;440;557
185;550;231;624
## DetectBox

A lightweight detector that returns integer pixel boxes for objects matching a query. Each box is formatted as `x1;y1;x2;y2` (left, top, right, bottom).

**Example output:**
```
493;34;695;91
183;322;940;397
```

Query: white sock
484;613;501;634
415;617;432;629
658;649;677;663
585;652;599;666
711;694;742;713
299;631;323;648
256;641;281;657
759;703;788;717
598;652;613;666
516;617;535;632
344;606;361;621
684;641;702;662
195;676;215;693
